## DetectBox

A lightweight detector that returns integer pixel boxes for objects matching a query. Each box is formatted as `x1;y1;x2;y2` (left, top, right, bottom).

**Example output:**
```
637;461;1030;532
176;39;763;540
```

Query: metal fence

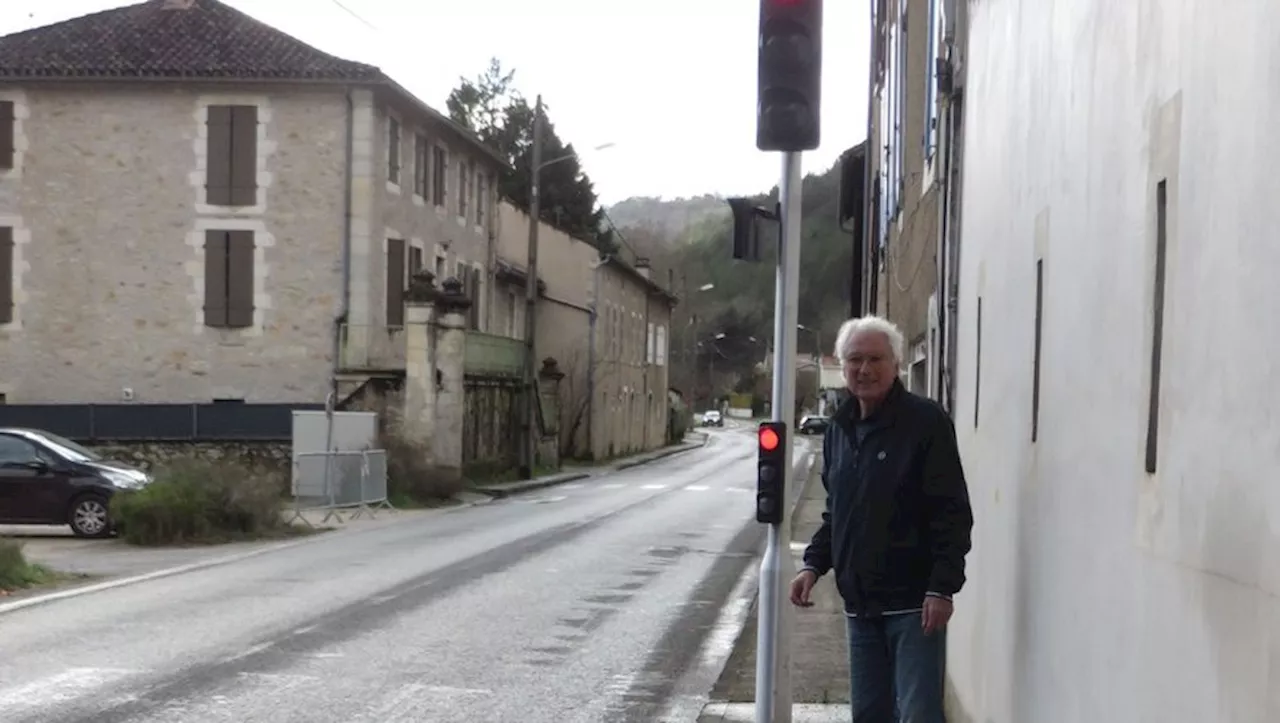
287;449;391;524
0;402;322;442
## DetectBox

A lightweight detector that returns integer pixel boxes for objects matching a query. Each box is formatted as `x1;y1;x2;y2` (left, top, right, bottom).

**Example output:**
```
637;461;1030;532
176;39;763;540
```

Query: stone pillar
431;277;472;483
537;357;565;469
401;270;442;444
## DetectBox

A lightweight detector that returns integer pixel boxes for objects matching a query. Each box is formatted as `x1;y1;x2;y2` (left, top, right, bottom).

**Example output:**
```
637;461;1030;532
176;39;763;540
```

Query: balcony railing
339;324;406;371
465;331;526;378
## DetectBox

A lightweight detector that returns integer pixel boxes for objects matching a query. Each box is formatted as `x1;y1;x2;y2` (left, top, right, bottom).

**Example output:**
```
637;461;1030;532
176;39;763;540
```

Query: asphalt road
0;428;813;723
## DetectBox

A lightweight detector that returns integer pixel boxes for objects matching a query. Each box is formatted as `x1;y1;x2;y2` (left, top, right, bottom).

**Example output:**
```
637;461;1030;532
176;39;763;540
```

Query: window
203;230;255;329
656;325;667;366
1145;181;1169;473
1032;259;1044;442
205;105;258;206
387;117;401;185
507;290;518;337
433;249;446;278
413;134;428;197
973;297;982;428
476;173;488;227
0;434;39;465
386;238;406;327
0;226;12;325
647;322;656;364
0;100;13;170
432;146;448;206
458;161;470;219
408;245;423;276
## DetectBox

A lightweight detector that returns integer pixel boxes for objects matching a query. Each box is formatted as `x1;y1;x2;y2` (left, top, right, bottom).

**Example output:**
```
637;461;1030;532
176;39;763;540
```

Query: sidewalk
698;453;850;722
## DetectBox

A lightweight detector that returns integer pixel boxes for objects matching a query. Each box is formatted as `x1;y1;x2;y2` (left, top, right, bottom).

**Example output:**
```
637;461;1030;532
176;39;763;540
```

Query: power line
328;0;378;31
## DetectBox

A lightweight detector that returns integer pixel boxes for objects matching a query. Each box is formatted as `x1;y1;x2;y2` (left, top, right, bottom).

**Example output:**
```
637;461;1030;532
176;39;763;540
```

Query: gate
462;376;523;469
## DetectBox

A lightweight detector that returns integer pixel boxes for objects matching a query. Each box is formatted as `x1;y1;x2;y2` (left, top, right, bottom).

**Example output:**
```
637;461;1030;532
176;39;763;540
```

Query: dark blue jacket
801;380;974;616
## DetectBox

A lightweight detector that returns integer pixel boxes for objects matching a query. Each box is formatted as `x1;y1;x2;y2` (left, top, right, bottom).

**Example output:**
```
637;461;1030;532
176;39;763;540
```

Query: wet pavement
0;431;813;723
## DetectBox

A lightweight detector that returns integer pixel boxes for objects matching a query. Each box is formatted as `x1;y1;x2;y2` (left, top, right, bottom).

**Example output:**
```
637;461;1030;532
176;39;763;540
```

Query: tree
447;59;605;243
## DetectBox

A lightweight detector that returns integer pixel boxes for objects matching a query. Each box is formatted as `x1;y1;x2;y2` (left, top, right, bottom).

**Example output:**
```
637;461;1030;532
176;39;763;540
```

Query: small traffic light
757;0;823;152
756;421;787;524
728;198;762;261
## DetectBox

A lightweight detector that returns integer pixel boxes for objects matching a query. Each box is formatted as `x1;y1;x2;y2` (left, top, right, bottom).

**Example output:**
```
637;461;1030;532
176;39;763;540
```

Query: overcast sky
1;0;870;205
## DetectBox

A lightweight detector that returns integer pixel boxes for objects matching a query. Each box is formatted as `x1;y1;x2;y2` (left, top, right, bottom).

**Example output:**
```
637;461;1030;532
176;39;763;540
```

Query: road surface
0;429;812;723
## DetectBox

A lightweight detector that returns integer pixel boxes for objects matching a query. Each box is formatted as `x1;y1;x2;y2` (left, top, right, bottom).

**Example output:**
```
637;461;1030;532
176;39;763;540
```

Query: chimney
635;257;652;280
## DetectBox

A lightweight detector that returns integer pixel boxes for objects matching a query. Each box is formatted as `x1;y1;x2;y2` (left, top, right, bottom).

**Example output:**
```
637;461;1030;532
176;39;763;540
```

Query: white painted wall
949;2;1280;722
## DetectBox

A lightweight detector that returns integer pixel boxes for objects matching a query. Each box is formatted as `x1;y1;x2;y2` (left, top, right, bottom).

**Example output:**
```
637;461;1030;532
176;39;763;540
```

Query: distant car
0;428;151;538
798;415;830;435
701;410;723;427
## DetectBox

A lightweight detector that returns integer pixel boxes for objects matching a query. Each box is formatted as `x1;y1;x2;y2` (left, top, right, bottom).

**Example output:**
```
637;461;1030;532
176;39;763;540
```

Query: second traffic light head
757;0;823;152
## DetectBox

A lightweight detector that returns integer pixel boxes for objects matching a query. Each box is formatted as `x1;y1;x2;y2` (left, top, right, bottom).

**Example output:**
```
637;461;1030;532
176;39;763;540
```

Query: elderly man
789;315;973;723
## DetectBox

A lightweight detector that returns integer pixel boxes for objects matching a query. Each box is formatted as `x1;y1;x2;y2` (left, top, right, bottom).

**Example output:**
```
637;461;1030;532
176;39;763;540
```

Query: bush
0;539;53;591
379;410;465;505
667;397;692;445
111;456;288;545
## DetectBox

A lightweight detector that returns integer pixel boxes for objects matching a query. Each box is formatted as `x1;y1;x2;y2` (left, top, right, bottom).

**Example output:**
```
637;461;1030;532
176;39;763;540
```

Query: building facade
494;201;676;460
0;0;502;407
947;1;1280;722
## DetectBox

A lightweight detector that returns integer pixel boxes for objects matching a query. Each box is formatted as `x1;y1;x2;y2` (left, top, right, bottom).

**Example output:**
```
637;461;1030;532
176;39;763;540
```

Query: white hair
833;315;905;367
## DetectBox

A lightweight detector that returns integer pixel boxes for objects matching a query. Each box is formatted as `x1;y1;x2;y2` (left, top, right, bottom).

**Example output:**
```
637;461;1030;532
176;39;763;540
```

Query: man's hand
789;570;818;608
921;595;953;635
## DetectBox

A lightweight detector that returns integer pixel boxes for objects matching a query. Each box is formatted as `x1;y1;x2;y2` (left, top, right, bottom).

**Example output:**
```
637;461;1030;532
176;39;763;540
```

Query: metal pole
520;94;544;480
756;151;803;723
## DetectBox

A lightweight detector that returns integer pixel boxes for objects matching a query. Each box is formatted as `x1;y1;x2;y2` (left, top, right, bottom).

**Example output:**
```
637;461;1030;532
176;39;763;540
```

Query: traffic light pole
755;150;804;723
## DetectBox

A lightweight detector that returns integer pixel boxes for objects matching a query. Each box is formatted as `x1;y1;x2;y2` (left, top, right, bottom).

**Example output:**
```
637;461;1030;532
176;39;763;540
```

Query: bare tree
554;349;605;460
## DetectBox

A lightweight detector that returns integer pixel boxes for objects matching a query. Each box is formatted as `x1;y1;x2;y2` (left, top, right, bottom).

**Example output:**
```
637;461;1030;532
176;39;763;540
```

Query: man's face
843;330;896;402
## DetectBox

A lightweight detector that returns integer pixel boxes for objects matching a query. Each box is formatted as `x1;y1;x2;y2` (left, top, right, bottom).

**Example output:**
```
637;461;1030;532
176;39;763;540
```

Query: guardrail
286;449;391;524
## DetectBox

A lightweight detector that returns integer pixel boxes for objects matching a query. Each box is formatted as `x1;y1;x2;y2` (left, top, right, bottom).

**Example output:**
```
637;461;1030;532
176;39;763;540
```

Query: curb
0;534;324;617
472;435;710;499
470;472;591;500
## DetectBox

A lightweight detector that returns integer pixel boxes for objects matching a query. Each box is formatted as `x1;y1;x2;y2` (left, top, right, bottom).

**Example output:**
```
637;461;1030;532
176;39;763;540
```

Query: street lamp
798;324;823;361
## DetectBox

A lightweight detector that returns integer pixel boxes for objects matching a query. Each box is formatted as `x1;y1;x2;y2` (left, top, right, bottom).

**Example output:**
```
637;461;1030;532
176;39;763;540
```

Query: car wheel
69;494;112;538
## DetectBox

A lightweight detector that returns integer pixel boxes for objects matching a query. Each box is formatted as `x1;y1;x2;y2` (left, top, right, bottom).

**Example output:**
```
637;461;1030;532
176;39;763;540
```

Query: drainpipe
331;88;356;403
936;0;960;412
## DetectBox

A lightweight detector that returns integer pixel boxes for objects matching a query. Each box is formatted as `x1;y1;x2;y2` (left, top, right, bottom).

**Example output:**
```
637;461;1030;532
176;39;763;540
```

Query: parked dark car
798;415;830;435
0;428;151;538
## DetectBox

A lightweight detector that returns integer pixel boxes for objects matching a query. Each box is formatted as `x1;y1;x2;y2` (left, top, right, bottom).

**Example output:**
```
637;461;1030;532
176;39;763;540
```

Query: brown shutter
0;102;13;170
203;230;229;327
386;238;405;327
468;266;482;329
205;106;232;205
225;230;256;328
229;106;258;207
0;227;13;324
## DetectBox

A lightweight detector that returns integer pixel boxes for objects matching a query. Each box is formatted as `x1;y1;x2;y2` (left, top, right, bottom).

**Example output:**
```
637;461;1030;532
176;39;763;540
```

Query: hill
616;159;854;404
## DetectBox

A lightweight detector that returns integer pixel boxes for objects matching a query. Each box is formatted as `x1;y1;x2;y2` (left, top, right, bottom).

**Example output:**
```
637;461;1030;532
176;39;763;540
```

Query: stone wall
88;440;292;480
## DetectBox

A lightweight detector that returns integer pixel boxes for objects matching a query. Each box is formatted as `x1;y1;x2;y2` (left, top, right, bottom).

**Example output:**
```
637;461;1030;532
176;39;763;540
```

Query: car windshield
28;431;102;462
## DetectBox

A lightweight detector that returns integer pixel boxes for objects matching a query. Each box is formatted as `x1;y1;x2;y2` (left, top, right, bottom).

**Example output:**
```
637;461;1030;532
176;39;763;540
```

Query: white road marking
685;485;710;492
642;484;668;490
601;483;625;489
559;483;585;490
0;667;137;712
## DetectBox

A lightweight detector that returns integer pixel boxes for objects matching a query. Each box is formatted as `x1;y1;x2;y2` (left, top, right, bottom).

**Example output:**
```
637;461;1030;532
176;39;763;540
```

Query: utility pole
519;94;544;480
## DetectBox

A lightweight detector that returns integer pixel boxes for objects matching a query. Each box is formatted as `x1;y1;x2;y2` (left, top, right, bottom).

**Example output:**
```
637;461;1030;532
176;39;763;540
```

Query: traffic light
757;0;823;152
729;198;762;261
756;421;787;524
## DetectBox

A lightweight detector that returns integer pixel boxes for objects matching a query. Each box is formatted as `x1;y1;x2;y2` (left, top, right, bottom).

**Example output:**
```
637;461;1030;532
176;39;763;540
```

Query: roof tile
0;0;383;81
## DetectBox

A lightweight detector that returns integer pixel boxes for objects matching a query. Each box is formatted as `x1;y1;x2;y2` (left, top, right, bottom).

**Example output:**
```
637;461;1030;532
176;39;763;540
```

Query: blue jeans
846;612;946;723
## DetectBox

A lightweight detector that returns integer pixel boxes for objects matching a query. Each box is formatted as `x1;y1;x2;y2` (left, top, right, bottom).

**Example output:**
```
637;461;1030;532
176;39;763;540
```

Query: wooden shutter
205;106;232;205
0;227;13;324
225;230;256;328
229;106;258;206
386;238;405;327
0;101;13;170
203;230;229;326
468;266;482;329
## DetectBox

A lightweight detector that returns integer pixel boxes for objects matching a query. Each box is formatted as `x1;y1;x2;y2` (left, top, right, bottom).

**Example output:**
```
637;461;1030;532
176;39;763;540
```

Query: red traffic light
759;427;781;452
